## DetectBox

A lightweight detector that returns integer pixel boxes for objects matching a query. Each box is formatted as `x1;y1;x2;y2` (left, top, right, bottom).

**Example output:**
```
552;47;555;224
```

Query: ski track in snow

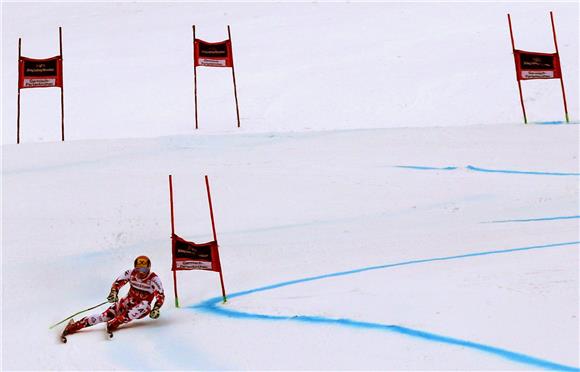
191;241;580;371
395;165;580;176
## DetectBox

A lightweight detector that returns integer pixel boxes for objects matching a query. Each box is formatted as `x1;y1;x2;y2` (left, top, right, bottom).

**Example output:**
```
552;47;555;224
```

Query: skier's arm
112;269;131;291
108;269;131;302
149;275;165;319
151;275;165;308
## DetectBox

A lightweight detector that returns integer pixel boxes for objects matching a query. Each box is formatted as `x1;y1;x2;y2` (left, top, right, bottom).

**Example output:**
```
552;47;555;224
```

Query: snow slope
3;125;579;370
2;2;579;371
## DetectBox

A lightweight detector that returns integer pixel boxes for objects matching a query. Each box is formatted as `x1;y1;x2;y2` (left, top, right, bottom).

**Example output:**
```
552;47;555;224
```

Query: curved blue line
486;215;580;224
191;241;580;371
196;306;578;371
394;165;580;176
466;165;580;176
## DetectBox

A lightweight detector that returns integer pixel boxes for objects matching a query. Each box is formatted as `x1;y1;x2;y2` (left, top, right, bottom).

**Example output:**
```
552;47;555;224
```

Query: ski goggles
135;267;150;274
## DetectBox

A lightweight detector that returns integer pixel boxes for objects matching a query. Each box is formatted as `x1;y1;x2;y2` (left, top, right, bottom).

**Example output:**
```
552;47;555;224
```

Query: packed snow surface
2;2;579;371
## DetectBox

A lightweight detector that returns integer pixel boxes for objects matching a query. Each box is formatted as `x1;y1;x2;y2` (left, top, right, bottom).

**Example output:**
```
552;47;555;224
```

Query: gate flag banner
194;39;233;67
513;50;562;80
19;56;63;88
172;234;222;272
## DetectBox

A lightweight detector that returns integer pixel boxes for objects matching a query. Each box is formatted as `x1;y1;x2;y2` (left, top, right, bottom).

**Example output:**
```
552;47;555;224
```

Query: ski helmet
134;255;151;269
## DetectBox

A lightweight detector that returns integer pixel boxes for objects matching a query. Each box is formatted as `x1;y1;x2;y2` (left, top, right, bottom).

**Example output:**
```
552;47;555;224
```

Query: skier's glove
149;304;161;319
107;289;118;303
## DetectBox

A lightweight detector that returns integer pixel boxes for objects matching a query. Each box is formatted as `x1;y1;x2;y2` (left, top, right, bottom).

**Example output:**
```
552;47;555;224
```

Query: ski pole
49;300;108;329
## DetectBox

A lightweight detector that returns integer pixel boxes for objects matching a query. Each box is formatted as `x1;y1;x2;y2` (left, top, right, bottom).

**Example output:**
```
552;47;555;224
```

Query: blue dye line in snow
533;121;566;125
486;215;580;224
394;165;580;176
192;241;580;371
466;165;580;176
395;165;458;171
532;121;580;125
198;306;578;371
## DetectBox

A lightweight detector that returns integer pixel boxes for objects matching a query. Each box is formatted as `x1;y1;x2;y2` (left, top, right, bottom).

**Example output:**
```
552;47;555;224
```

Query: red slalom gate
168;175;227;307
192;25;241;130
17;27;66;143
507;12;569;124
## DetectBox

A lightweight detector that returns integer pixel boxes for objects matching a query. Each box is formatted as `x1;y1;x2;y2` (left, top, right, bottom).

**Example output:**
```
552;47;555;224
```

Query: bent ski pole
49;300;108;329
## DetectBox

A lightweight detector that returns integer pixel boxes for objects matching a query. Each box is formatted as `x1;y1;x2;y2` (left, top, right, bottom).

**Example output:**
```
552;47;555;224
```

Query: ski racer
62;255;165;337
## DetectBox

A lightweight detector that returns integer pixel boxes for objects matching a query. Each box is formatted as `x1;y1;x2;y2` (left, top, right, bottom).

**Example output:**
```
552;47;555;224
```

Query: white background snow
1;1;579;370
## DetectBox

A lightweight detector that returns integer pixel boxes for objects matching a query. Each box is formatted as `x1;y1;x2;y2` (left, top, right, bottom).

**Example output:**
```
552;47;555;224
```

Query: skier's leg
65;297;129;335
127;300;151;320
106;297;135;332
63;303;117;335
84;305;117;326
106;300;150;332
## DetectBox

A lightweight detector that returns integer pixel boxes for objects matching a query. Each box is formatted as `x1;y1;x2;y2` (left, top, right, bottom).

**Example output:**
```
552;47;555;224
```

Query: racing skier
61;255;165;338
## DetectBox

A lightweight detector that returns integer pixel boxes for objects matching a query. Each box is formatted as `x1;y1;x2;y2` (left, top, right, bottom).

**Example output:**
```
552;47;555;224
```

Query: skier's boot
106;314;125;334
63;318;88;336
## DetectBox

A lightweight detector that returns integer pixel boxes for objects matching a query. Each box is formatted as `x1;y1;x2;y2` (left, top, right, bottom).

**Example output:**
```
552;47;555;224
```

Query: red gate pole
550;11;569;123
59;27;65;141
205;175;227;303
228;26;241;128
507;14;528;124
169;175;180;307
17;38;21;144
193;25;199;130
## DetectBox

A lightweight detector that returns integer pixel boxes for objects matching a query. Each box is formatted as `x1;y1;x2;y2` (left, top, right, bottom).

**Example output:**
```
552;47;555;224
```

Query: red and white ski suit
85;269;165;329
